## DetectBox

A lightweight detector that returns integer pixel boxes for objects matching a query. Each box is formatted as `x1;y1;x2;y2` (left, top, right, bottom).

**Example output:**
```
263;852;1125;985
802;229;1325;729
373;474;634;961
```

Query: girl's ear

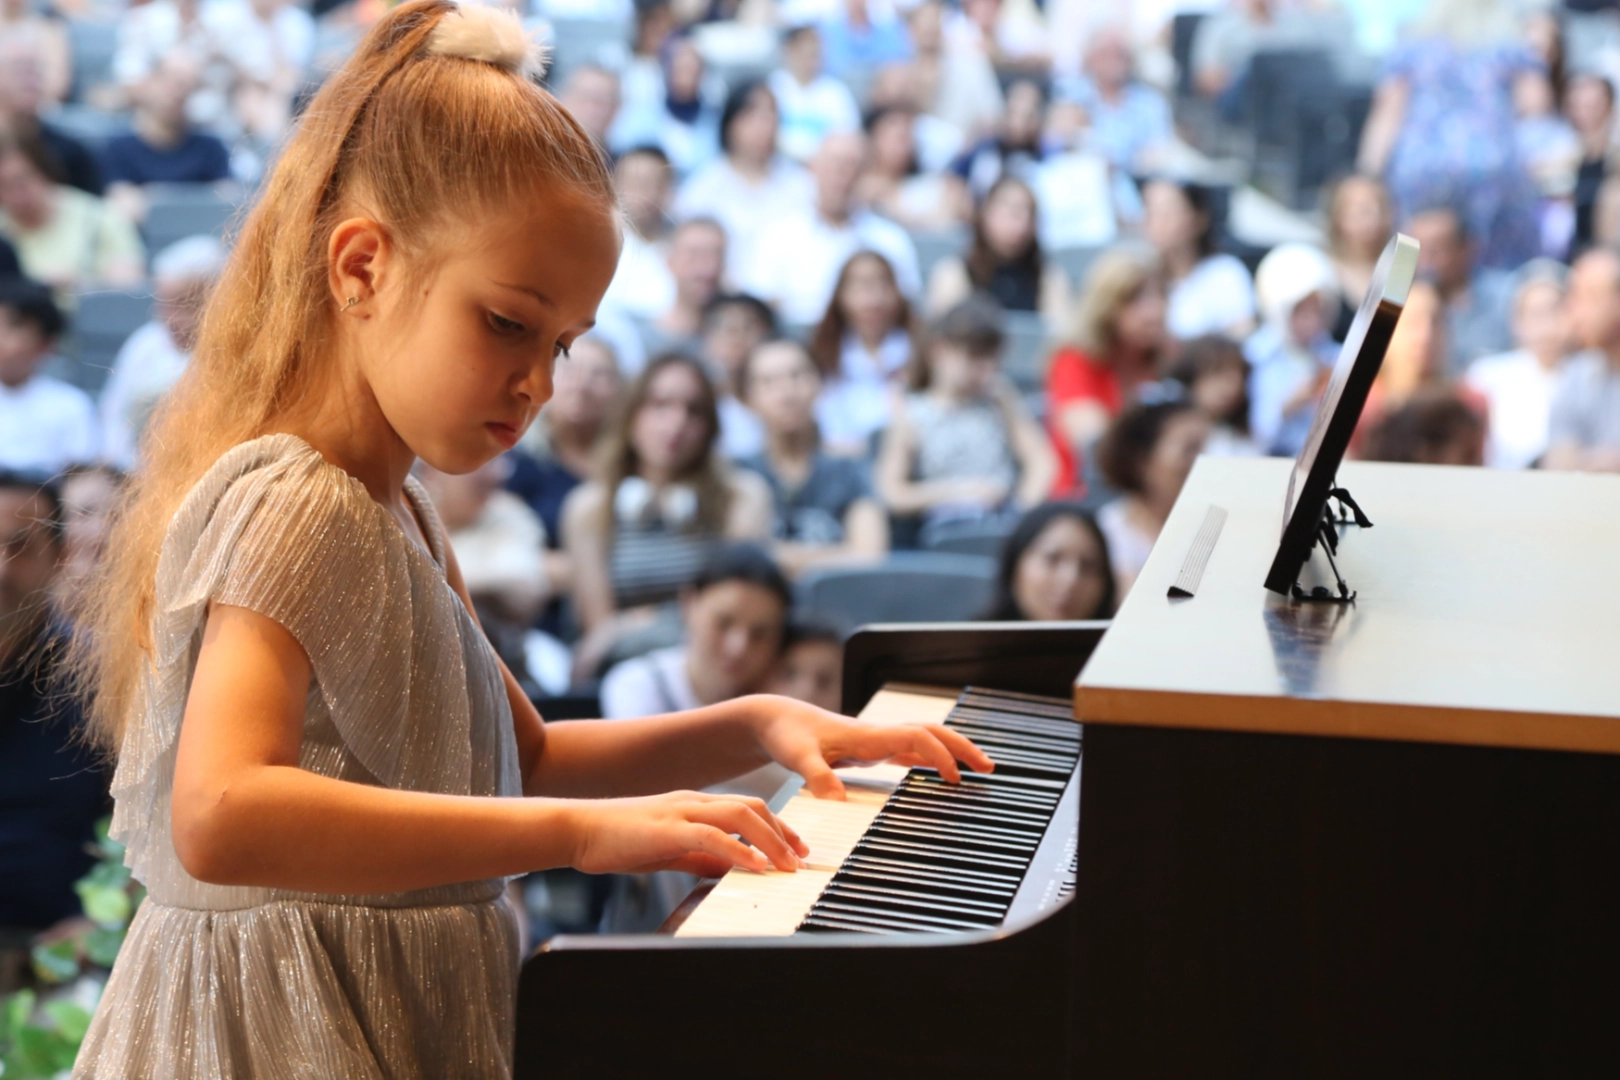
327;217;394;314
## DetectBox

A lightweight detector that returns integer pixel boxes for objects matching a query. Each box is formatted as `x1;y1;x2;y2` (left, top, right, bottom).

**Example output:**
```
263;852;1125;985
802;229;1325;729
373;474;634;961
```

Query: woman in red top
1046;248;1170;494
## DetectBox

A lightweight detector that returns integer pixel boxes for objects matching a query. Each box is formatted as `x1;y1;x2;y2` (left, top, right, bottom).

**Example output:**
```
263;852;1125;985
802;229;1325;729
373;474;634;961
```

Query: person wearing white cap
97;234;226;468
1244;241;1340;457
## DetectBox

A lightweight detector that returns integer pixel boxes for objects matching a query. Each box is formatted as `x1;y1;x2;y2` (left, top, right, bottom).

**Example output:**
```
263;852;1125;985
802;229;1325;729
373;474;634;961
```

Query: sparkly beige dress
74;434;525;1080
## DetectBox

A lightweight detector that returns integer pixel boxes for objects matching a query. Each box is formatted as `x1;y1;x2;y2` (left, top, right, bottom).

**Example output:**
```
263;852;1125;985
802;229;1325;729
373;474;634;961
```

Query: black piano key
841;855;1022;893
865;818;1041;855
823;881;1007;920
797;915;885;934
853;837;1032;873
802;905;958;934
813;899;991;932
876;810;1045;844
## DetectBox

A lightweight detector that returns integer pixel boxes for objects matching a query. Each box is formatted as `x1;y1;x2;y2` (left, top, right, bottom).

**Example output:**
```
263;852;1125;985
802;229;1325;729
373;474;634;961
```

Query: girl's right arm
876;410;1008;514
170;603;806;894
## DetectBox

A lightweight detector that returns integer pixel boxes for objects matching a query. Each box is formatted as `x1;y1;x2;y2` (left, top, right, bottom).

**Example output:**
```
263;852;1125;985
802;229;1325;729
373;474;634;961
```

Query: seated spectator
739;131;921;326
1192;0;1351;111
608;34;722;177
1324;173;1395;341
699;292;776;460
53;462;124;610
599;146;677;322
0;471;109;949
876;294;1056;526
927;174;1071;329
1464;264;1572;469
0;36;102;195
857;103;956;231
1046;248;1169;494
1513;66;1579;206
600;541;790;720
1169;335;1258;457
947;78;1047;204
820;0;915;82
675;80;814;283
561;353;772;678
766;615;844;714
1359;279;1486;449
417;458;556;695
0;0;70;106
1094;392;1211;599
642;217;726;355
901;0;1002;149
99;235;225;468
0;138;144;293
556;63;621;149
101;58;233;225
737;338;889;576
1142;177;1256;340
1361;386;1486;467
233;0;316;145
1544;245;1620;472
984;501;1116;621
1568;72;1616;258
507;334;623;594
947;0;1049;76
0;278;95;472
769;24;861;164
1245;242;1340;457
1053;24;1173;174
111;0;276;139
1405;202;1513;369
808;249;917;456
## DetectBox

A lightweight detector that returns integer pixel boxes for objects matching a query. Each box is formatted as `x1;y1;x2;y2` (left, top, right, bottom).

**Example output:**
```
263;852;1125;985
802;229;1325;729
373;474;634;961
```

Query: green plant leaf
76;882;131;927
29;940;79;985
3;987;37;1041
84;926;125;968
42;1000;92;1045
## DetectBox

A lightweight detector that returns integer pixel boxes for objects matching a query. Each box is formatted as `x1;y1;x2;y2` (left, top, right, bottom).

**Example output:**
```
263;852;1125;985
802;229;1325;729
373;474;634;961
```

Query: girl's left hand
749;695;996;801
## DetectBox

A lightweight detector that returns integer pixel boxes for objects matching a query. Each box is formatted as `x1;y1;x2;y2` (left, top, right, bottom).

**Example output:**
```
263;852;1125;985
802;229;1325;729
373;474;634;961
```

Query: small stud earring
342;295;360;311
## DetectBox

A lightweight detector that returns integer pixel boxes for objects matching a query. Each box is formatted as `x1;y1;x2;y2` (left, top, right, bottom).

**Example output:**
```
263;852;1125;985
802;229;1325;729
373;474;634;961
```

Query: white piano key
776;788;889;870
673;869;835;938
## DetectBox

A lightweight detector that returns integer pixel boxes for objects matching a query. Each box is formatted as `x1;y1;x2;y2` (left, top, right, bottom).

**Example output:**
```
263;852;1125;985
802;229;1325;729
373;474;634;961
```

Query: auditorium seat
907;226;970;287
141;184;243;258
919;516;1016;559
64;20;118;105
796;551;997;628
1000;310;1048;393
49;288;153;395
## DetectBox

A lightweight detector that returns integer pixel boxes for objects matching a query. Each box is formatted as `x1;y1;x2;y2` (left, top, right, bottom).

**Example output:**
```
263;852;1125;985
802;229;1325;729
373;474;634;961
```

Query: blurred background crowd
9;0;1620;969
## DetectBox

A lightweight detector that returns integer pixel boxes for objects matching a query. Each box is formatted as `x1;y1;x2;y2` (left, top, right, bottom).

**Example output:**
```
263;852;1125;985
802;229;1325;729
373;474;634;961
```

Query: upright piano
516;459;1620;1078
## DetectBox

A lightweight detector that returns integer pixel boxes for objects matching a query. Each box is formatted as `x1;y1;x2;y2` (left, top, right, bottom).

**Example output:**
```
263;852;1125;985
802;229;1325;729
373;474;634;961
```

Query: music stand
1263;232;1419;600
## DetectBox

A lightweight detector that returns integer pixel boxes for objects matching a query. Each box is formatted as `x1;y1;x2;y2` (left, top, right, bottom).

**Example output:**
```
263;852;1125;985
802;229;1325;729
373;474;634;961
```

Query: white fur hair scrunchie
425;2;549;81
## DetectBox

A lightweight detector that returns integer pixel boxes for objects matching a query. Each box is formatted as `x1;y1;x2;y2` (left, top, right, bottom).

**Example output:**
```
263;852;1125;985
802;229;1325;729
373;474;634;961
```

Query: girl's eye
488;312;525;334
554;342;572;361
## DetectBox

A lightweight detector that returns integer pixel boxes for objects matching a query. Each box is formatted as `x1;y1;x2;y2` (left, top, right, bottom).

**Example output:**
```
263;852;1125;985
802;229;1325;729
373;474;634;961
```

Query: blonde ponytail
66;0;616;756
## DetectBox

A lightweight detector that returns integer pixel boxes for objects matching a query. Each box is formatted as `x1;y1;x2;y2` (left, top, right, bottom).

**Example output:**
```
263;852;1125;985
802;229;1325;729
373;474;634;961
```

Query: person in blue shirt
101;60;233;203
1054;26;1172;173
819;0;914;81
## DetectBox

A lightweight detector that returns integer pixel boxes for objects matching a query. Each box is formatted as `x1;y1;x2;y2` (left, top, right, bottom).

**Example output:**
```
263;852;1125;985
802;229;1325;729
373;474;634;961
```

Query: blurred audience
700;292;776;458
53;462;123;609
901;0;1002;143
926;174;1071;328
647;216;727;353
1054;25;1172;174
608;34;721;175
1142;177;1256;340
770;23;860;163
1464;263;1572;470
737;337;888;576
0;0;70;107
1324;173;1395;340
807;249;916;456
556;63;622;148
600;146;678;322
562;353;771;679
0;278;95;472
100;235;225;468
676;80;814;282
0;36;102;195
984;501;1115;621
1361;386;1486;466
857;103;956;230
820;0;914;81
1358;0;1539;270
1405;202;1512;369
1566;72;1616;258
739;130;920;325
0;471;109;949
1169;334;1256;457
766;615;844;714
1192;0;1350;111
101;59;234;226
1544;244;1620;471
1046;248;1169;494
0;137;143;294
1246;242;1339;457
876;294;1055;526
1094;393;1210;599
947;77;1046;204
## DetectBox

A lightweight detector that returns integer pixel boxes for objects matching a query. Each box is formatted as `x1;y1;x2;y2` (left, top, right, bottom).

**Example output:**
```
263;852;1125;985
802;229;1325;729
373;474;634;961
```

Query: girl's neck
853;322;889;352
1164;245;1199;280
731;153;770;182
278;365;416;510
1126;491;1173;537
768;424;816;469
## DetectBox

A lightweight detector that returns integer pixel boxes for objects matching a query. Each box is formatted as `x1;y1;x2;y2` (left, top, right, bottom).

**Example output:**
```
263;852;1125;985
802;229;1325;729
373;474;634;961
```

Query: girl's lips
487;422;520;449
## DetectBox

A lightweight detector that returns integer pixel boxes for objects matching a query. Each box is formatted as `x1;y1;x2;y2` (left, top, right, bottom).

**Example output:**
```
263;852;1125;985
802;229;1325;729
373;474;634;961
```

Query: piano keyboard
675;684;1081;938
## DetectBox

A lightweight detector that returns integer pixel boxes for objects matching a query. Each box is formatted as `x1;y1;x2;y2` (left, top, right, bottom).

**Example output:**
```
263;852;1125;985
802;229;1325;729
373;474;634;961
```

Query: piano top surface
1076;457;1620;755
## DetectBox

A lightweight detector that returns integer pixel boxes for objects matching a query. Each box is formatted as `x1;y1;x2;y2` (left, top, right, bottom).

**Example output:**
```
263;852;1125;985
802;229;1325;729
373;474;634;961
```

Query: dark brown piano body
515;622;1620;1078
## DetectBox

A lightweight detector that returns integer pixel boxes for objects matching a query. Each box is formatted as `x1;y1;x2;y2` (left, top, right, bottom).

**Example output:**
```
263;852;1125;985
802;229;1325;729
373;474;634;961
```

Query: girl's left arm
443;538;993;799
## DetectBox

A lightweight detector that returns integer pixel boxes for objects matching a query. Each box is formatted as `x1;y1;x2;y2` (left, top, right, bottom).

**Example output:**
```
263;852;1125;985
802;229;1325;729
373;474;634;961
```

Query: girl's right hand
567;792;810;878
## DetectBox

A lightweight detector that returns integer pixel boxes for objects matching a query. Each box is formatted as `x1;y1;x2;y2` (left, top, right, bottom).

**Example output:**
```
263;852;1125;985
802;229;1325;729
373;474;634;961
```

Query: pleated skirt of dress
73;895;521;1080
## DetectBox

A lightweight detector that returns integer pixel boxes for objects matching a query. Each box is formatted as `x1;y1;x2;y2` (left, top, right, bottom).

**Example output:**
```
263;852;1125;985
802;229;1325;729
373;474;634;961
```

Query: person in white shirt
1465;265;1572;470
768;24;861;163
598;147;678;322
111;0;274;138
674;80;815;283
0;278;95;473
1142;176;1256;340
644;217;726;353
738;131;921;326
555;63;621;149
99;235;225;469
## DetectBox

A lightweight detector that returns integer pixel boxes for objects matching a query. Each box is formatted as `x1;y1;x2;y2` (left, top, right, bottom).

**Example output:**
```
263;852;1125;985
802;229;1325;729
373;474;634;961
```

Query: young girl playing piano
67;5;991;1075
